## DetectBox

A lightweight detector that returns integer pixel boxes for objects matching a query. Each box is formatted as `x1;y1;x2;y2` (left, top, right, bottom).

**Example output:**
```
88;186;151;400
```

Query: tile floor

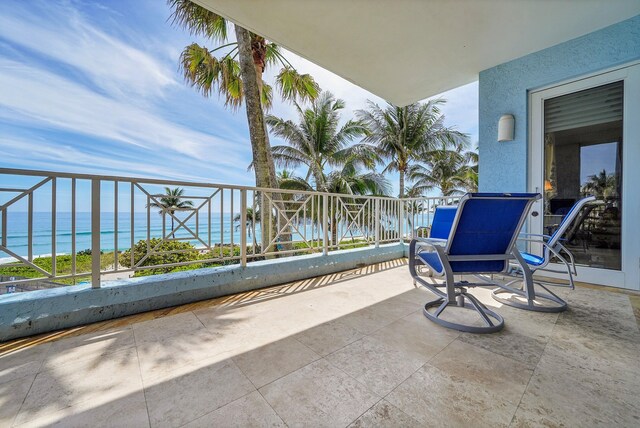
1;259;639;427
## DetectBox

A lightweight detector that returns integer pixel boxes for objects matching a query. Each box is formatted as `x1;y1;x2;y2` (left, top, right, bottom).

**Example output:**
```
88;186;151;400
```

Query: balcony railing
0;168;458;291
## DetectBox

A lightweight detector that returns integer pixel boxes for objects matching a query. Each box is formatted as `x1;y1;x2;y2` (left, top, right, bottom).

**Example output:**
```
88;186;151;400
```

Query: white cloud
0;1;176;99
0;60;245;167
0;135;250;184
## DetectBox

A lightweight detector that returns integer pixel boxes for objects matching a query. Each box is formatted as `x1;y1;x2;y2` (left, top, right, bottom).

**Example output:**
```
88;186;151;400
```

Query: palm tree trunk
331;214;338;247
399;169;405;198
235;26;287;253
235;26;276;190
313;169;327;192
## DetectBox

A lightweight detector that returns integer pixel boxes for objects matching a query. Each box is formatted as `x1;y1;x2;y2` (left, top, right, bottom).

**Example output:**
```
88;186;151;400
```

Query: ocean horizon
0;211;259;263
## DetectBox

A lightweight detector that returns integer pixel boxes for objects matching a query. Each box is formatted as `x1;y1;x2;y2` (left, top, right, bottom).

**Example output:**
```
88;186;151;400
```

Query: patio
1;259;639;427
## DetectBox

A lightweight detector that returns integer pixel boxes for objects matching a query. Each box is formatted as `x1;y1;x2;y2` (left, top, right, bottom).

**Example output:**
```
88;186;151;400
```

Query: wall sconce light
498;114;515;142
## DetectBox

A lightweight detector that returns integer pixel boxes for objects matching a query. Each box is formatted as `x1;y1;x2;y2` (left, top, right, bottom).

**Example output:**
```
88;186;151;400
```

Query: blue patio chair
493;196;596;306
409;193;540;333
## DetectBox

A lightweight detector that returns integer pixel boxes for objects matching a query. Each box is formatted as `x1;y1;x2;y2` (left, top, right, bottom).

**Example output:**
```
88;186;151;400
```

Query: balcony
0;168;458;340
1;259;639;426
1;168;639;427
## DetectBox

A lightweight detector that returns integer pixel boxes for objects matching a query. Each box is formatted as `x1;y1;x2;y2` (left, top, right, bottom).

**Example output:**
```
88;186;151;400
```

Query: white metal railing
0;168;457;292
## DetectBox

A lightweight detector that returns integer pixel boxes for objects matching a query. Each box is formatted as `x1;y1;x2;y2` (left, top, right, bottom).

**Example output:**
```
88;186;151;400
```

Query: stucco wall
478;15;640;192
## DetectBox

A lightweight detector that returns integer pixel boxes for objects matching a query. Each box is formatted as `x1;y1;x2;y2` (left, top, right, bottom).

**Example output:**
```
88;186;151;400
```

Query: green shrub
119;238;199;275
0;253;114;285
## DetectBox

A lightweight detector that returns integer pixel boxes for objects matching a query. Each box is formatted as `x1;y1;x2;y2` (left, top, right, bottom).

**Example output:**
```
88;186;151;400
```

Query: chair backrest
445;193;540;273
547;196;597;248
429;206;457;239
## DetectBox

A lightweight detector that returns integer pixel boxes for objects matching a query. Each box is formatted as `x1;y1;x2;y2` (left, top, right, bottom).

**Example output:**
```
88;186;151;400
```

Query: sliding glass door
529;64;640;289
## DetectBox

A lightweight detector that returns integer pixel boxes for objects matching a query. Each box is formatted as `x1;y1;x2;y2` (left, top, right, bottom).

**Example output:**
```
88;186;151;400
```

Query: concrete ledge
0;244;405;341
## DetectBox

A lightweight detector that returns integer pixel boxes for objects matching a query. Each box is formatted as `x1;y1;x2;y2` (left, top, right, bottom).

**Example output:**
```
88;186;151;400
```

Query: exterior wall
0;244;405;341
479;15;640;192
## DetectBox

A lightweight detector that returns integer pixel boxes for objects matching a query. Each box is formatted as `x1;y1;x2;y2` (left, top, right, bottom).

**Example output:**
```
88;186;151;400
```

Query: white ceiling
196;0;640;106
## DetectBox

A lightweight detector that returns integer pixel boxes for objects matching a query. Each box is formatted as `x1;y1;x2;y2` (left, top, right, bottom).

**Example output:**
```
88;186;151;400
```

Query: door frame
528;62;640;290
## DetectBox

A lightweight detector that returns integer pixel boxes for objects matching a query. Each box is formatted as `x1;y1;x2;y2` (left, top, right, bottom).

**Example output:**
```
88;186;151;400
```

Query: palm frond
276;67;320;103
168;0;228;41
261;81;273;110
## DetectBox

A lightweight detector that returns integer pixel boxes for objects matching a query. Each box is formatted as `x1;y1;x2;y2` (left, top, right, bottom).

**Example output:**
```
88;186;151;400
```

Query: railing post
374;198;380;248
322;194;329;256
91;179;101;289
240;189;247;267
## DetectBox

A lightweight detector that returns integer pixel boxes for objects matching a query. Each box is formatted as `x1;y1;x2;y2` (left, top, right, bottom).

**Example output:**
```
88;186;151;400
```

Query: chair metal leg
491;251;567;312
423;288;504;334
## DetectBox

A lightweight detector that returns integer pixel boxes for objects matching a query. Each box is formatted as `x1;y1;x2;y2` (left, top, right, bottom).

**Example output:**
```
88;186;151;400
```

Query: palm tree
148;187;194;238
266;91;372;192
169;0;320;254
168;0;319;191
324;162;390;196
582;169;617;199
234;207;260;247
357;99;468;197
275;170;311;192
409;143;478;196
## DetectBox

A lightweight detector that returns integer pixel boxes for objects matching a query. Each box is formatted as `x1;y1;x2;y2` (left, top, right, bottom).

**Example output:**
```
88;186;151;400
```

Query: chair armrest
517;237;553;247
519;233;552;241
409;238;446;265
411;237;447;246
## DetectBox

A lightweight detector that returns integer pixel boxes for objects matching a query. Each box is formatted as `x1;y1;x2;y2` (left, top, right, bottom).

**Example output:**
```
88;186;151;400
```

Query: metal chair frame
503;196;597;290
491;197;598;311
409;193;558;334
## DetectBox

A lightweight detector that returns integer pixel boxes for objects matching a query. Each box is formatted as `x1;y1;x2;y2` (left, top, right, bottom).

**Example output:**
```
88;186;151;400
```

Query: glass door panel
542;81;623;271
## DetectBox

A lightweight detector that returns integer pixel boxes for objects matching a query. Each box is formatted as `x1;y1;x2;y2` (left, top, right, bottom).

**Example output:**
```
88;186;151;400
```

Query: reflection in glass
543;81;622;270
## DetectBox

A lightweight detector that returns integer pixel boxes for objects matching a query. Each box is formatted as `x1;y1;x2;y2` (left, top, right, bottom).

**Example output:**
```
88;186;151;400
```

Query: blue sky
0;0;479;196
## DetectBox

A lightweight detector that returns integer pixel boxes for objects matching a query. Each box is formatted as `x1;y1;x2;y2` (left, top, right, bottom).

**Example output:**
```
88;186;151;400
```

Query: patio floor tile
0;375;35;427
293;319;364;356
0;343;51;385
259;359;378;428
15;390;150;428
514;359;639;427
183;391;285;428
458;329;547;370
338;306;399;335
325;335;425;397
232;337;320;388
347;400;421;428
143;358;255;428
14;347;142;426
136;329;233;383
42;327;136;371
428;340;533;404
385;364;519;427
132;312;206;344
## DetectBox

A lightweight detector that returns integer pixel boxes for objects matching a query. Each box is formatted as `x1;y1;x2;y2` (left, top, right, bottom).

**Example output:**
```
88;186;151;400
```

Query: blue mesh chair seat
416;252;443;274
409;193;543;333
520;253;545;267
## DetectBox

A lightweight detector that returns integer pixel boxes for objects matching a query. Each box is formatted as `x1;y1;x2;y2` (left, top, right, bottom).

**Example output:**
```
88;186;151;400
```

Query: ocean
0;211;258;262
0;211;434;264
